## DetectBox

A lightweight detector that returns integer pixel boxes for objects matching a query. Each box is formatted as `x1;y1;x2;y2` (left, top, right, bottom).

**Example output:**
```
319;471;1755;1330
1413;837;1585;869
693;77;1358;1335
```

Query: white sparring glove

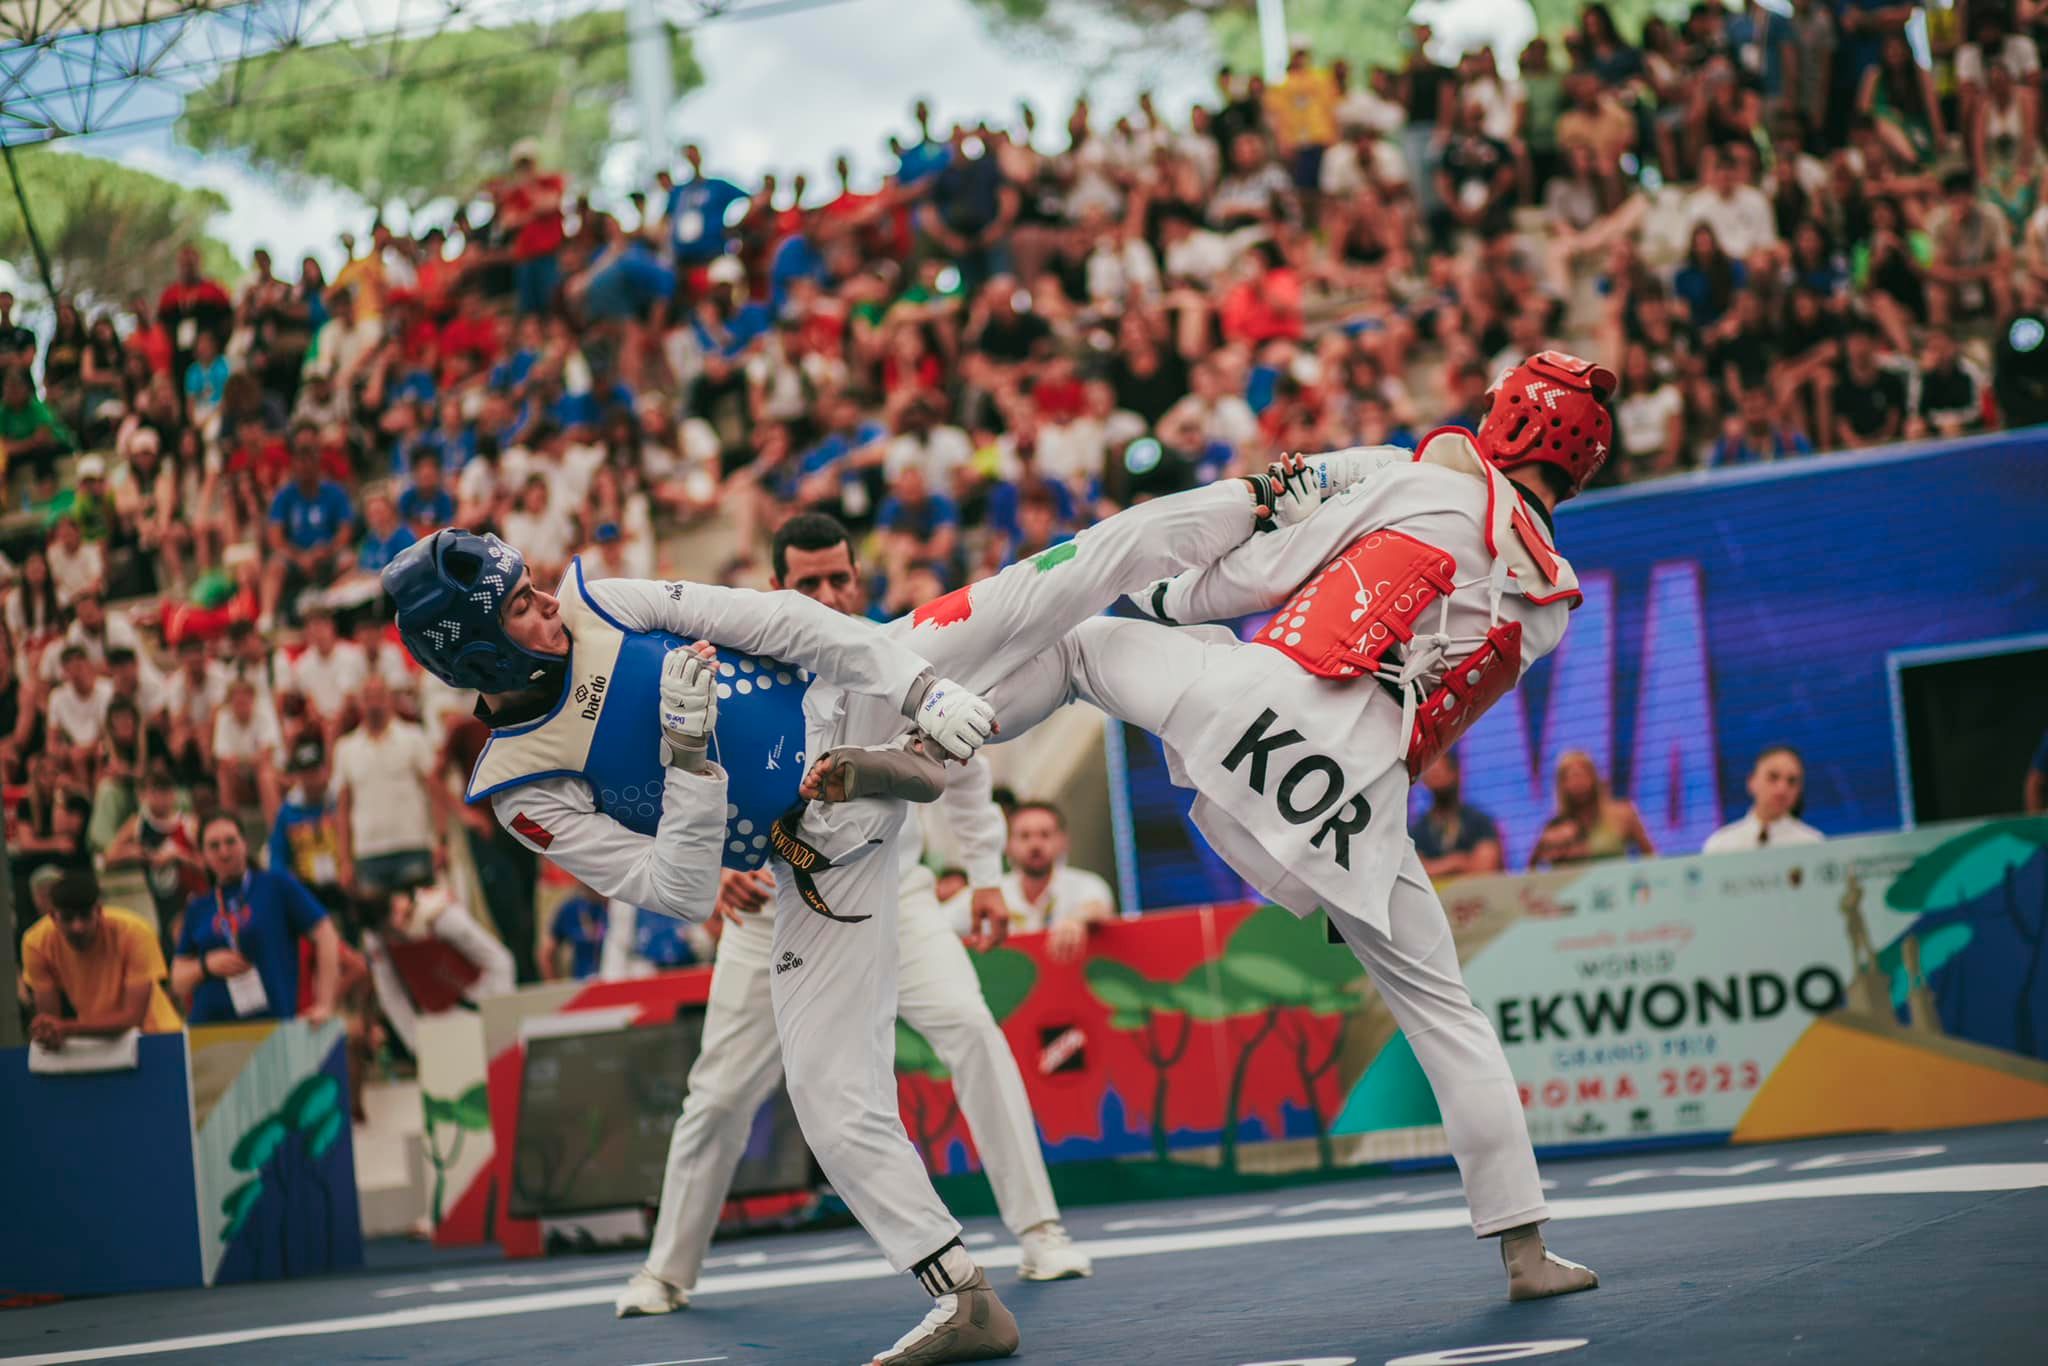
905;672;996;761
659;646;719;771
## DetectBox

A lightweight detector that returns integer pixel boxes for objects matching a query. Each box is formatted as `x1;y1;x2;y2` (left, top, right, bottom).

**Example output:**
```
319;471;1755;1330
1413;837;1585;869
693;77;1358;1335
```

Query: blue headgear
383;529;564;694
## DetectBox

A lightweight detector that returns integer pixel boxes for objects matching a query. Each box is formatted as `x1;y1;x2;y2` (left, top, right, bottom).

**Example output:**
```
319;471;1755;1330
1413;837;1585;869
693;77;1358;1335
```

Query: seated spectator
1711;386;1814;466
269;735;348;917
283;602;366;741
89;697;172;851
212;673;284;823
1703;745;1824;852
397;449;456;536
877;464;960;604
1925;168;2014;328
183;330;231;425
46;514;105;609
44;645;110;788
6;548;64;665
1212;130;1298;233
355;486;417;576
990;800;1116;962
12;760;94;910
1430;98;1518;248
1673;224;1748;329
1830;323;1912;450
164;636;229;781
171;814;340;1024
1769;286;1843;440
1610;344;1686;478
1553;72;1635;206
0;367;74;481
1906;328;1989;440
264;432;357;627
104;764;207;952
541;883;610;982
24;870;184;1047
1409;750;1503;882
500;473;576;588
1529;750;1657;868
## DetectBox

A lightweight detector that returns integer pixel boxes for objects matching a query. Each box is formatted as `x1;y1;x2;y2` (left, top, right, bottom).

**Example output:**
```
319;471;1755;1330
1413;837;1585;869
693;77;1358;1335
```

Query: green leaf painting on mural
423;1081;494;1226
1083;957;1195;1163
177;11;706;207
230;1116;289;1174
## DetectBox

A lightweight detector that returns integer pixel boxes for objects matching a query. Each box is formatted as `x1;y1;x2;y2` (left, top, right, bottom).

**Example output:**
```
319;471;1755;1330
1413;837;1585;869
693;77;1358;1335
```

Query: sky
36;0;1534;276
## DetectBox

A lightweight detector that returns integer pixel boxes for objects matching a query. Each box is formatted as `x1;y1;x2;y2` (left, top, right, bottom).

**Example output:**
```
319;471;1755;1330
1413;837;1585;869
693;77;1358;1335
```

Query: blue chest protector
465;560;813;870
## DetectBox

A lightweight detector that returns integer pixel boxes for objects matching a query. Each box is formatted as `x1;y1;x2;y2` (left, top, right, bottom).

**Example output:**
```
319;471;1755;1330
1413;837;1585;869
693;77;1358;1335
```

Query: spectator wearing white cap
1703;746;1825;853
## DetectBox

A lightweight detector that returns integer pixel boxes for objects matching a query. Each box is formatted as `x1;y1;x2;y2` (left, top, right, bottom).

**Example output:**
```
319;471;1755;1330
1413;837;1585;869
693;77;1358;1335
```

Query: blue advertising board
1115;432;2048;911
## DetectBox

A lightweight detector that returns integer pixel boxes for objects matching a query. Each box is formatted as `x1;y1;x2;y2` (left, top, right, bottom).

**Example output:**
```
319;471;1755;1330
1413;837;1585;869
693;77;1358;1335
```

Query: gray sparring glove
659;645;719;771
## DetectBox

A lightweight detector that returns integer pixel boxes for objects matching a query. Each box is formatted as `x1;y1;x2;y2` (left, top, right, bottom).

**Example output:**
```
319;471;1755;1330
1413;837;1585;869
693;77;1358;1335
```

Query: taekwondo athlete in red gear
992;351;1616;1301
741;460;1379;1366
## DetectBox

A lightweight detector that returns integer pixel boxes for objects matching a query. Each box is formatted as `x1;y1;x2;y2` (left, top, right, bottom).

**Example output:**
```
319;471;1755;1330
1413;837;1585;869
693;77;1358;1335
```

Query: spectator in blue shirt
416;396;477;472
1711;387;1814;466
183;331;231;417
996;485;1074;568
877;464;960;607
355;488;416;575
921;125;1019;293
397;449;455;535
268;736;349;922
894;100;953;186
668;150;751;264
263;426;356;627
170;814;340;1024
1409;750;1504;882
541;885;608;981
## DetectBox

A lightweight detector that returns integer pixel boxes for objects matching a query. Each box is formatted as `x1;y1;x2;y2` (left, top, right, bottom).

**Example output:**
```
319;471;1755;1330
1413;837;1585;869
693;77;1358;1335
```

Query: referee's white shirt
1701;810;1825;855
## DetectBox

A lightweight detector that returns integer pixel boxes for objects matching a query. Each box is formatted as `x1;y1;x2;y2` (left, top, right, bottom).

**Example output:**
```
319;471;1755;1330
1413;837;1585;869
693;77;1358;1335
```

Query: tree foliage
0;148;239;303
177;10;705;208
971;0;1674;80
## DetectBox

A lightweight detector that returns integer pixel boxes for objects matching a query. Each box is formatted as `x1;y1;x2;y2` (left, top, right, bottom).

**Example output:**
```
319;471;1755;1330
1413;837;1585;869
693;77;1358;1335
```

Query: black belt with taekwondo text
768;800;879;923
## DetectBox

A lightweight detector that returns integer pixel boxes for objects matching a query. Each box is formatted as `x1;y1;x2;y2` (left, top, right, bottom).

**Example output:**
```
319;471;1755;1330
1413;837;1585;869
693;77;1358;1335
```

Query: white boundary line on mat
4;1162;2045;1365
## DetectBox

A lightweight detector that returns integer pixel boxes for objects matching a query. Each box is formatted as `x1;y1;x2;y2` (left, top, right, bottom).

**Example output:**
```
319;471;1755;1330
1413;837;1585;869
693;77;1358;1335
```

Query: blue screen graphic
1116;433;2048;910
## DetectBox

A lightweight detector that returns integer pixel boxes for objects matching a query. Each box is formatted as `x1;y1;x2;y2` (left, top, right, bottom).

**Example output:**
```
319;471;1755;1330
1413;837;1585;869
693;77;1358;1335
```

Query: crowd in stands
10;0;2048;1055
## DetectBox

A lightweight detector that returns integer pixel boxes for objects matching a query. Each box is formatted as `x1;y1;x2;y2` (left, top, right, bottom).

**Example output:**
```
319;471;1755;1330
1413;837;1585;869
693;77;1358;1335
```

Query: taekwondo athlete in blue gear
381;528;997;920
381;529;1027;1366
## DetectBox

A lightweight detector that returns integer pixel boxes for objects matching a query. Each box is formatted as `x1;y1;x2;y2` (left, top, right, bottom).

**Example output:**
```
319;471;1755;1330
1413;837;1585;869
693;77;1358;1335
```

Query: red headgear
1473;351;1619;499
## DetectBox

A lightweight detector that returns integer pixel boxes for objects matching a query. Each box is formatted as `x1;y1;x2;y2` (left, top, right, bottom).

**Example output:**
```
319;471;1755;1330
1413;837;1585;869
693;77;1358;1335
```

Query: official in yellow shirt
22;870;184;1043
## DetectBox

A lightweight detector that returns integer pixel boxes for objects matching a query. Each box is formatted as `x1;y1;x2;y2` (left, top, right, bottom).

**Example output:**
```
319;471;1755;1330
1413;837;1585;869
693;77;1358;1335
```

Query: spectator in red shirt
123;292;173;376
495;139;567;315
157;245;233;404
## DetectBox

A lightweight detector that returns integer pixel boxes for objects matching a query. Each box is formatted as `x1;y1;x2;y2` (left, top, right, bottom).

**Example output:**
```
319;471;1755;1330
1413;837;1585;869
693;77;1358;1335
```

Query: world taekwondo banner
1330;819;2048;1155
1111;431;2048;912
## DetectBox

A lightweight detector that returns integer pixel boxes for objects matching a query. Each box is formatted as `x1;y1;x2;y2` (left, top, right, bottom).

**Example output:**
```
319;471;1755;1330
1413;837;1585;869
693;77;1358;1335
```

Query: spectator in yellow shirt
22;869;184;1044
1264;45;1341;193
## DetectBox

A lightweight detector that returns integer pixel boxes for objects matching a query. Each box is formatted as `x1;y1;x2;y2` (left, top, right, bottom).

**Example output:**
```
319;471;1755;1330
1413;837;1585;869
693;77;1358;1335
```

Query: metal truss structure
0;0;803;148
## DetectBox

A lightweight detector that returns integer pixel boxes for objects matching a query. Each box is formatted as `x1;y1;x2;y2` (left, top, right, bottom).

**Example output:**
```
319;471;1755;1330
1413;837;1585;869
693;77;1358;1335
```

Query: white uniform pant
741;479;1264;1273
1000;614;1548;1235
645;880;1060;1286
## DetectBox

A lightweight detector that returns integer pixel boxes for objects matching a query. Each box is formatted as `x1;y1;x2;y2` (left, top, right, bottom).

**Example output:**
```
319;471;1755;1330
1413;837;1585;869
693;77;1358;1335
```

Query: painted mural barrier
421;815;2048;1256
0;1020;360;1296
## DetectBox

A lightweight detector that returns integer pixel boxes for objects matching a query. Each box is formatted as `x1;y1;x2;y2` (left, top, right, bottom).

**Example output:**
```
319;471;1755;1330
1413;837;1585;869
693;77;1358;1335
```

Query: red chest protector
1252;431;1579;777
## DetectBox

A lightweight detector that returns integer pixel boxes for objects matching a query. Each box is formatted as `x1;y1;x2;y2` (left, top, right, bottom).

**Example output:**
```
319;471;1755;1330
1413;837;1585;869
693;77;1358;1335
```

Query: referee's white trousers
643;881;1059;1288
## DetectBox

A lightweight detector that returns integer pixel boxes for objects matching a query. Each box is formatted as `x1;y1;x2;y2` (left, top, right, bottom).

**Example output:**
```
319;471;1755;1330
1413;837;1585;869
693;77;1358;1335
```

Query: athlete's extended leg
618;914;786;1316
895;480;1261;701
896;885;1089;1281
1329;844;1596;1301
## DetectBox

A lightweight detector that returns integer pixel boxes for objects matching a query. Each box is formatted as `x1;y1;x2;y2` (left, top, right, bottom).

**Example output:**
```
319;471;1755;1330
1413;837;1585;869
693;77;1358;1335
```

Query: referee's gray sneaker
866;1266;1019;1365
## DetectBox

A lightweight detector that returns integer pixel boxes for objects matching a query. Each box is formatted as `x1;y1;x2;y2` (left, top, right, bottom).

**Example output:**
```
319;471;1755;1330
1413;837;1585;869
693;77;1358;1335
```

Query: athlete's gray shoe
1501;1226;1599;1301
867;1267;1020;1365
